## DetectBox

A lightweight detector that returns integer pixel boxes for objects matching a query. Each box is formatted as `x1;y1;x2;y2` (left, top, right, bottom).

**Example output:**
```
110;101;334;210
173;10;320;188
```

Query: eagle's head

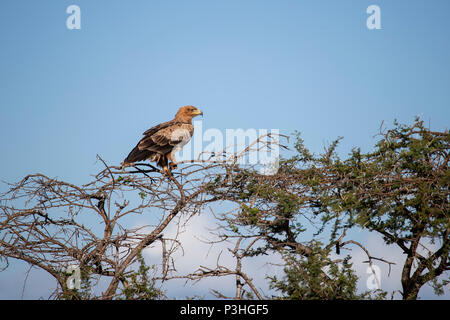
175;105;203;123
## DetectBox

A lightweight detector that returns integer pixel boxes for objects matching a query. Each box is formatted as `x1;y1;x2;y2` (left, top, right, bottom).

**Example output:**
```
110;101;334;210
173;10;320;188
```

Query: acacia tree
0;134;285;299
199;119;447;300
0;162;207;299
322;119;449;299
198;139;389;300
0;121;448;300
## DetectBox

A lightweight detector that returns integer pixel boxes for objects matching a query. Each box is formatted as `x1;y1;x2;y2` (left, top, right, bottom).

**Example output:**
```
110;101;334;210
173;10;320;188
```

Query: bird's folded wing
142;120;174;136
138;122;193;152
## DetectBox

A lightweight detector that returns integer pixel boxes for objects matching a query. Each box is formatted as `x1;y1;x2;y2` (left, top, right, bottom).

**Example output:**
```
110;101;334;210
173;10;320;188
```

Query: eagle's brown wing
123;120;194;166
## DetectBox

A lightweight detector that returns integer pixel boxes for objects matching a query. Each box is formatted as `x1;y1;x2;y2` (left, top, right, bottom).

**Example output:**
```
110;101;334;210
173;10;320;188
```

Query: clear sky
0;0;449;299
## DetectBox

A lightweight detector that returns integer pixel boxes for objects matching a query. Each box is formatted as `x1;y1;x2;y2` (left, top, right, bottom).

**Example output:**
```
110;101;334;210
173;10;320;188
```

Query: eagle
123;105;203;173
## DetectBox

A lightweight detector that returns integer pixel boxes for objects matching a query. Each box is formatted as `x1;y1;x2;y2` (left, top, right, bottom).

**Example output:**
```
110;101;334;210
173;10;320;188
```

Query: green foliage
138;191;147;200
58;118;447;300
293;119;448;299
211;118;448;300
430;277;450;296
268;243;386;300
59;266;92;300
337;119;449;238
122;252;163;300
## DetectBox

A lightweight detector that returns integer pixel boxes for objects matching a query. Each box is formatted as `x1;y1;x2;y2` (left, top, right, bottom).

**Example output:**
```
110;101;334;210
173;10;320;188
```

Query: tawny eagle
123;106;203;173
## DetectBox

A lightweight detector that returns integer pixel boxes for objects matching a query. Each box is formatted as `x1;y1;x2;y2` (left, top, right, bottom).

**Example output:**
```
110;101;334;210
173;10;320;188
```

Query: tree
268;244;384;300
0;134;283;299
0;121;448;299
201;137;390;300
0;156;217;299
121;251;163;300
319;119;449;299
200;118;448;300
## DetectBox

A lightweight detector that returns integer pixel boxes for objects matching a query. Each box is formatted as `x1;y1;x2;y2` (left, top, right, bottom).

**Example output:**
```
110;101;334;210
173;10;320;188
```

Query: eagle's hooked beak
193;109;203;117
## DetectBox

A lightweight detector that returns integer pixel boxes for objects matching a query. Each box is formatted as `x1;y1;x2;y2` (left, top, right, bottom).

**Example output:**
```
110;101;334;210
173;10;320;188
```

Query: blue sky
0;0;449;299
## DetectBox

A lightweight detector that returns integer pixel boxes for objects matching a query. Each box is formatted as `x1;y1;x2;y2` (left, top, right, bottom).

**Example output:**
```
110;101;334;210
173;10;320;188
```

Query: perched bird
123;106;203;173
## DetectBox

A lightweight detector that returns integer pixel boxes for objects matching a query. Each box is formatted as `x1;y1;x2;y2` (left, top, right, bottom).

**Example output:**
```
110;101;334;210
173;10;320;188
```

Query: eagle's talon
162;166;170;175
169;163;178;170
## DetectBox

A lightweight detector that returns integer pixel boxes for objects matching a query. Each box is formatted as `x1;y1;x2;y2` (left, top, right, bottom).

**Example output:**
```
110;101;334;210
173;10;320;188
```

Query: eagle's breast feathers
137;122;194;154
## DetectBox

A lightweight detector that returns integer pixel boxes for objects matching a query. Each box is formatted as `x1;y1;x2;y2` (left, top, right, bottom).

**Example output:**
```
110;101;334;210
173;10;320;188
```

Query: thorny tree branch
0;134;285;299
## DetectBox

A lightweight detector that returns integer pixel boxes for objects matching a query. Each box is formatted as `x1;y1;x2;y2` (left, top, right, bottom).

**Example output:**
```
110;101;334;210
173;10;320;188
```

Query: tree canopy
0;119;448;299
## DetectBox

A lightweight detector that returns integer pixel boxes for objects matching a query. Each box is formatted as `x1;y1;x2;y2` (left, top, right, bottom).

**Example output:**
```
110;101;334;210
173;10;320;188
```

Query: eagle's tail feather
123;145;151;165
123;146;168;170
154;153;168;168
